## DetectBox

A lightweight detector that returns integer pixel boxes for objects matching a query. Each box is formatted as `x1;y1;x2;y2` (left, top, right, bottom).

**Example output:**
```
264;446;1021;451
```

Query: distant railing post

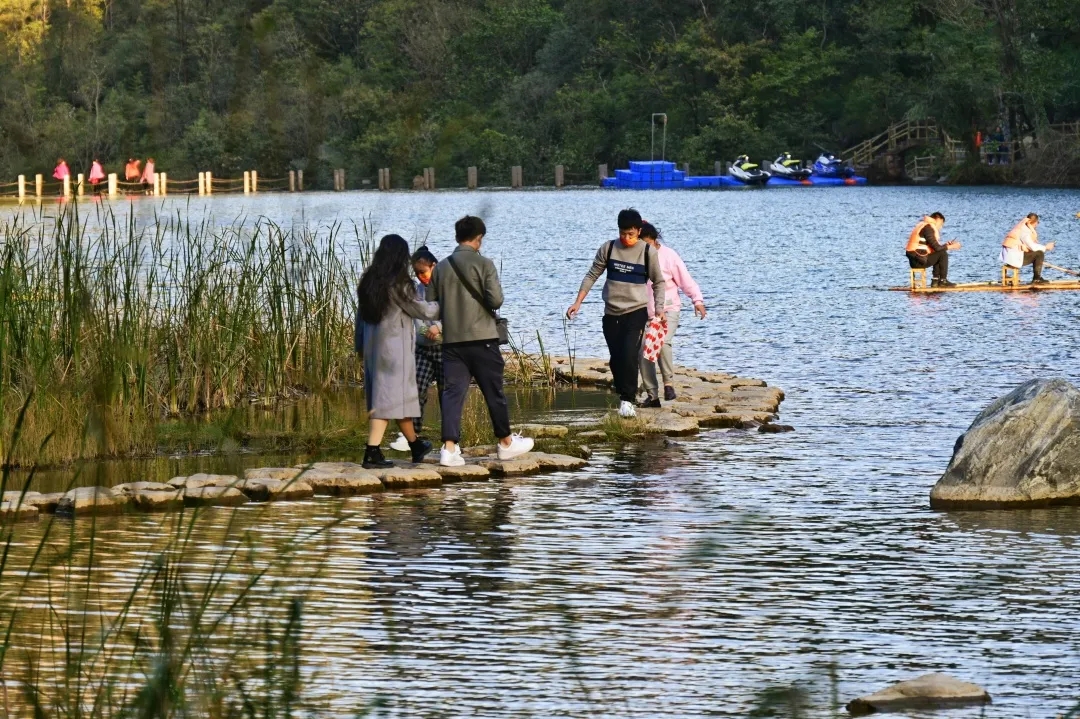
511;165;522;188
35;174;43;200
62;174;71;199
297;170;303;191
17;175;25;202
160;172;168;196
243;171;251;195
108;173;118;199
598;163;608;184
206;171;213;195
76;173;85;197
555;165;564;188
251;170;258;193
467;166;477;189
377;168;384;190
714;160;723;177
198;172;204;195
289;170;296;192
152;172;160;196
382;168;389;190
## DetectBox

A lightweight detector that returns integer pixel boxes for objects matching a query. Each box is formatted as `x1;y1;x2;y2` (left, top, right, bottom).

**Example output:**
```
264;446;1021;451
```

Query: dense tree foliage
2;0;1080;186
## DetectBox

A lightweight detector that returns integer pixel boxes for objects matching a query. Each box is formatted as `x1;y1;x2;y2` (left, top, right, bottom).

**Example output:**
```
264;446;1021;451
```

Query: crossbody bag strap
447;255;497;318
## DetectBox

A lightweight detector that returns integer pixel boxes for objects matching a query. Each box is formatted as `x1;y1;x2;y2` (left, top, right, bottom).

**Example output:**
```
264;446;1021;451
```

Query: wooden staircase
844;119;967;175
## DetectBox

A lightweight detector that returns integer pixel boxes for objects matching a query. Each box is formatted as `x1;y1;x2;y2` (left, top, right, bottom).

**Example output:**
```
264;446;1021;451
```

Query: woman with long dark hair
356;234;440;468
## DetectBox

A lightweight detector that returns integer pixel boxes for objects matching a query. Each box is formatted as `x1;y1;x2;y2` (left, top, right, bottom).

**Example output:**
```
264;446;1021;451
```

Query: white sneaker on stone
618;400;637;418
497;434;534;460
439;446;465;467
389;433;410;452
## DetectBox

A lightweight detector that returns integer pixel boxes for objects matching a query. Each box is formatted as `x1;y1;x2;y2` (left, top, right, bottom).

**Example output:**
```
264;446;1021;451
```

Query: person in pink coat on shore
638;221;707;406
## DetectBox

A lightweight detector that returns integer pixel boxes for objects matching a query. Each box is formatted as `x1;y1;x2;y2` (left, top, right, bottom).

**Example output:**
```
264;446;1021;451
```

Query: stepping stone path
549;356;786;435
1;358;785;523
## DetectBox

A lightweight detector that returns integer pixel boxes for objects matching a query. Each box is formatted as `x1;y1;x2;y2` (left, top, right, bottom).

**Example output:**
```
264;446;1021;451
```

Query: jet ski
729;155;771;185
770;152;812;181
812;152;855;178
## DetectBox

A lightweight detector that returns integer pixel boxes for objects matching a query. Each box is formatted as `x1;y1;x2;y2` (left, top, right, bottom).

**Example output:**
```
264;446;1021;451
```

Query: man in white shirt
1001;213;1054;285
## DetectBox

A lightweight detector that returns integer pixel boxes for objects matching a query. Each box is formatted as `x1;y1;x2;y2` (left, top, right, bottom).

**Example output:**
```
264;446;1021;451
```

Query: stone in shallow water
477;458;541;477
644;413;700;436
515;423;569;438
758;423;795;433
238;478;314;502
846;673;990;715
578;430;607;441
302;473;384;496
183;485;247;507
430;463;490;482
129;489;185;512
461;445;497;458
57;486;128;517
24;492;64;513
244;467;304;482
0;500;39;522
363;465;443;488
113;482;176;494
518;453;588;471
931;378;1080;509
168;473;238;490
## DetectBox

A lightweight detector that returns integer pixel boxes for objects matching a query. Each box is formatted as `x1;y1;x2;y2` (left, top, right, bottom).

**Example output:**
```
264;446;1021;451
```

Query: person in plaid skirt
391;246;443;451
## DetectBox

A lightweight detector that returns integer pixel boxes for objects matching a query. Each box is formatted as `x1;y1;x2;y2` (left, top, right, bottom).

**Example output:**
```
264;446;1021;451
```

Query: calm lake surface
5;186;1080;716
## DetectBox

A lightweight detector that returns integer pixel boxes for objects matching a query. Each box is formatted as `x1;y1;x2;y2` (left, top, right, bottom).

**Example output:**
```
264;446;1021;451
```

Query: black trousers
907;250;949;279
602;308;649;402
440;340;511;444
1021;251;1045;278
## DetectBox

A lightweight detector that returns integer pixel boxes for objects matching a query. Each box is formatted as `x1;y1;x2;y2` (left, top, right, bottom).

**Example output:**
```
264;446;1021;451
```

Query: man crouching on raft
906;212;960;287
1001;213;1053;285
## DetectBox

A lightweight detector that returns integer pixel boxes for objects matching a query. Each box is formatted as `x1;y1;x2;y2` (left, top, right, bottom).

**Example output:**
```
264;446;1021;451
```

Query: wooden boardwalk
891;280;1080;293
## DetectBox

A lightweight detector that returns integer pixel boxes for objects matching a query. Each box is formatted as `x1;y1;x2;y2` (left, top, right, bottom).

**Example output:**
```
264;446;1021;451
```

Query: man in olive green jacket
427;216;533;466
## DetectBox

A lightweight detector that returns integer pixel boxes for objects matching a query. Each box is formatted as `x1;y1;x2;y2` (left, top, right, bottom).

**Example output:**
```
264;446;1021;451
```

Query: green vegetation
0;204;363;465
2;0;1080;185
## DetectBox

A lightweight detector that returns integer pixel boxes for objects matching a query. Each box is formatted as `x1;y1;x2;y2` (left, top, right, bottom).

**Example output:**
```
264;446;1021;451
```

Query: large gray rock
931;379;1080;509
846;673;990;715
56;486;129;517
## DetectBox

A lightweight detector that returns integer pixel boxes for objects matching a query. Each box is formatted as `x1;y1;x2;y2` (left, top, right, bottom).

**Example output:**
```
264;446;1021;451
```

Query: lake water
4;186;1080;716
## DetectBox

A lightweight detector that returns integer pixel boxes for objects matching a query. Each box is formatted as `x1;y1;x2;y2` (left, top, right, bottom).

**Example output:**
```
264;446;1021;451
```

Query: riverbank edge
0;357;787;523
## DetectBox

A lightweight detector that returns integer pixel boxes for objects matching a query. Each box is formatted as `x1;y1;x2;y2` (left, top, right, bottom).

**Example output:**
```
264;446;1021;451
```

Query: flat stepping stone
477;458;541;477
0;500;39;522
113;482;176;494
363;465;443;488
129;489;185;512
238;478;314;502
168;473;238;490
643;413;700;436
244;467;304;481
462;445;497;458
847;673;990;715
431;463;491;482
578;430;607;440
24;492;64;513
515;423;568;438
518;453;588;471
303;474;384;496
183;485;247;507
57;486;128;517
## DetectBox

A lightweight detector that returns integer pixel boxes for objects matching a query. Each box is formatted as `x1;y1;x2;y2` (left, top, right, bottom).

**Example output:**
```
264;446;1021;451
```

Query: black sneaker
408;437;433;464
1032;276;1050;285
935;279;957;288
637;397;661;408
362;445;393;469
663;385;677;402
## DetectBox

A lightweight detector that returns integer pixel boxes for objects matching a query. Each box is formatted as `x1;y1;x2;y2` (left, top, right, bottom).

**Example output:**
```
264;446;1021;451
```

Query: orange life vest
906;217;937;253
1003;220;1034;250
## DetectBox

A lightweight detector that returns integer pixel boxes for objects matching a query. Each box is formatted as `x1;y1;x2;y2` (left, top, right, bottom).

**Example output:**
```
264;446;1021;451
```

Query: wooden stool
1001;265;1021;287
909;267;928;289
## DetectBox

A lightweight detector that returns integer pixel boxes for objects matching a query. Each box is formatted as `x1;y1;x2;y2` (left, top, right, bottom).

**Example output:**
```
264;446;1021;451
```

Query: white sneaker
618;401;637;418
439;446;465;467
497;434;534;460
389;433;410;452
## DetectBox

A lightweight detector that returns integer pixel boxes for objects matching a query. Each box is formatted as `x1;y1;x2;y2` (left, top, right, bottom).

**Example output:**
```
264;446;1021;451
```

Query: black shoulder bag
447;255;510;345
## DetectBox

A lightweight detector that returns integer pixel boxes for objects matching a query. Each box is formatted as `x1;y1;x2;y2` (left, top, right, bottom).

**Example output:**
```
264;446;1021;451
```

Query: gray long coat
361;290;440;419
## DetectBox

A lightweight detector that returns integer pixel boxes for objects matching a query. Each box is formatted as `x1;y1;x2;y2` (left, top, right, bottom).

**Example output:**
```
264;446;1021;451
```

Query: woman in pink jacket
638;222;707;406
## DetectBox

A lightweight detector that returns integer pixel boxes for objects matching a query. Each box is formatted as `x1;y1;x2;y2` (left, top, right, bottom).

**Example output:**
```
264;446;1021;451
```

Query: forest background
1;0;1079;188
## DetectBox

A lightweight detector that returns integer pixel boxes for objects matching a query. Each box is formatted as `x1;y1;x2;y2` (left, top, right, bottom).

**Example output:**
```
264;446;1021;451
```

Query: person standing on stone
427;215;534;467
636;222;706;407
567;208;666;418
356;234;440;468
390;245;444;452
1001;213;1053;285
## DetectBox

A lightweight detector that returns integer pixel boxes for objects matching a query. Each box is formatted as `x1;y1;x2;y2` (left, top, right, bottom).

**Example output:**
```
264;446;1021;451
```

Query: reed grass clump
0;202;370;466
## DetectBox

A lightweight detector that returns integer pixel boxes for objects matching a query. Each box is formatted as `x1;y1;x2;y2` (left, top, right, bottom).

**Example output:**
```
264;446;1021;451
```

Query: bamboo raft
893;280;1080;293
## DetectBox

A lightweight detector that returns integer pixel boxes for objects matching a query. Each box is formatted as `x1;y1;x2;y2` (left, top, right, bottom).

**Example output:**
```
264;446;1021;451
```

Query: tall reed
0;202;371;466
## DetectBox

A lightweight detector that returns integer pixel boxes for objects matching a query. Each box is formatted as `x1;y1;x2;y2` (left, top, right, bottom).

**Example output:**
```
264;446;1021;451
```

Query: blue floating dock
602;160;866;189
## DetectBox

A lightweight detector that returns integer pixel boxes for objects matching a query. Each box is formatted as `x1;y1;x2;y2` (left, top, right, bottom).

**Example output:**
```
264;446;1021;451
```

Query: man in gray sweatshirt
567;208;666;418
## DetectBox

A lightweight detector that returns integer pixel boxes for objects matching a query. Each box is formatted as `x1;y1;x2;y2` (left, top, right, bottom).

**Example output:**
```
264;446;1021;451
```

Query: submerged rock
758;422;795;433
931;378;1080;509
846;673;990;715
57;486;128;517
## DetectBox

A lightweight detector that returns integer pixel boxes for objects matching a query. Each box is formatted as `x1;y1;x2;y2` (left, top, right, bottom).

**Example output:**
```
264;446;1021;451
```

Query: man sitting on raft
1001;213;1053;285
905;212;960;287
